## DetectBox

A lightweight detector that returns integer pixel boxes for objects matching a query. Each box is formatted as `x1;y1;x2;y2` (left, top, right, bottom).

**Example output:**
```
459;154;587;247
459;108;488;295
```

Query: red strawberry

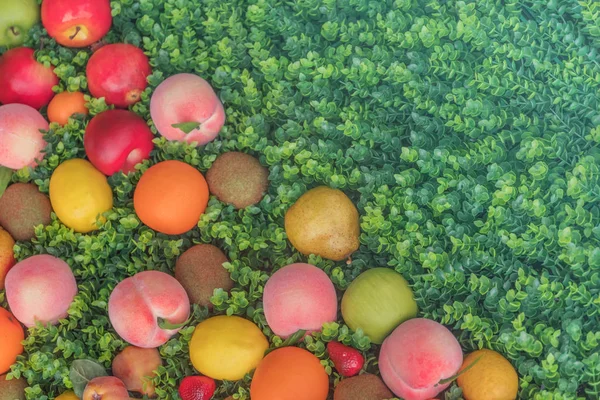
327;341;365;377
178;376;216;400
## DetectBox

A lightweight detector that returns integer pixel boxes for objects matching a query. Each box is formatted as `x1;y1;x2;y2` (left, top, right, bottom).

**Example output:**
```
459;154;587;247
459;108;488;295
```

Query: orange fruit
0;226;16;290
0;307;24;374
133;160;209;235
250;347;329;400
47;91;88;125
457;348;519;400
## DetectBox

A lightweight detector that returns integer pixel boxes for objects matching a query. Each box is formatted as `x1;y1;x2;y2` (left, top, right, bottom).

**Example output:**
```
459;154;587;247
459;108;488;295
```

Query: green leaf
0;166;12;199
69;359;108;398
265;330;306;355
437;355;482;385
171;121;201;134
157;316;191;330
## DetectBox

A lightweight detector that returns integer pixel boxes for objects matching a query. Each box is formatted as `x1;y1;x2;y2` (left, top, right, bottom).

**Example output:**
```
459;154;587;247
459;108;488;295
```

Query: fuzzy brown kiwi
0;183;52;241
333;374;394;400
205;152;269;209
0;374;27;400
174;244;234;308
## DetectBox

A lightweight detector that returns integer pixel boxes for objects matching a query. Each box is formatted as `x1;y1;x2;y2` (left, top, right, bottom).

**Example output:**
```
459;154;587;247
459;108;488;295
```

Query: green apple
341;268;418;344
0;0;39;48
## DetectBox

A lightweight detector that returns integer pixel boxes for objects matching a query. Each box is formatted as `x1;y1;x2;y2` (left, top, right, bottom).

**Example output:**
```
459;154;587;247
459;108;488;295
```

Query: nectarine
42;0;112;48
0;47;58;109
82;376;129;400
112;346;161;397
86;44;151;108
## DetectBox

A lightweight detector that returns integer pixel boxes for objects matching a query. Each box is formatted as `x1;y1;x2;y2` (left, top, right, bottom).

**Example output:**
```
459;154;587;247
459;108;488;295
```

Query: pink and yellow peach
5;254;78;327
108;271;190;348
0;104;48;170
150;73;225;146
263;263;337;338
379;318;463;400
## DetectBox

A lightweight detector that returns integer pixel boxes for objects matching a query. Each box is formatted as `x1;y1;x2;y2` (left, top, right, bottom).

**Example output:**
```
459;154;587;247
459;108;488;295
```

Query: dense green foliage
1;0;600;398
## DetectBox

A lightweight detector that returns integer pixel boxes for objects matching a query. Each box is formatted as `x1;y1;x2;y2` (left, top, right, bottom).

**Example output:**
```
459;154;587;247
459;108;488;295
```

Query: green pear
285;186;360;261
0;0;39;48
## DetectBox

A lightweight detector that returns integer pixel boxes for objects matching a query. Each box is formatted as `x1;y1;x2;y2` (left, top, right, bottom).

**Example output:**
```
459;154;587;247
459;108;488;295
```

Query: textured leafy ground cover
2;0;600;398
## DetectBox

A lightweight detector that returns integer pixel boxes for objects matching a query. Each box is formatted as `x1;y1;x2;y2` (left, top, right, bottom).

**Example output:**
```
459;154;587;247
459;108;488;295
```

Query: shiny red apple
86;43;151;108
0;47;58;109
41;0;112;48
84;109;154;175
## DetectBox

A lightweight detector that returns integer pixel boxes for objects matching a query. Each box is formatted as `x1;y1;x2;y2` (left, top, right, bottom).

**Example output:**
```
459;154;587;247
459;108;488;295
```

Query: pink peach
379;318;463;400
108;271;190;348
0;104;48;170
150;73;225;146
5;254;78;327
263;263;337;338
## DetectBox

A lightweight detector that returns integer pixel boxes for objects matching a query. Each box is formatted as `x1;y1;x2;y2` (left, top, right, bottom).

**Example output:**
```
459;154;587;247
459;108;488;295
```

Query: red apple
0;47;58;109
41;0;112;48
150;73;225;146
86;44;151;108
0;104;48;170
84;110;154;175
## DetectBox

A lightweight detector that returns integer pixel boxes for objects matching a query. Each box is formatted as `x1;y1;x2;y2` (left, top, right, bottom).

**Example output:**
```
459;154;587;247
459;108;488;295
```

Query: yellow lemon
49;159;113;233
55;391;79;400
189;315;269;380
457;348;519;400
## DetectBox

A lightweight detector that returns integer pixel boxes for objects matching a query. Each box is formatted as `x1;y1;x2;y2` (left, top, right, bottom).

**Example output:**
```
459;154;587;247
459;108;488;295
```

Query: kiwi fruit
0;183;52;241
0;374;27;400
205;152;269;209
333;374;394;400
175;244;234;308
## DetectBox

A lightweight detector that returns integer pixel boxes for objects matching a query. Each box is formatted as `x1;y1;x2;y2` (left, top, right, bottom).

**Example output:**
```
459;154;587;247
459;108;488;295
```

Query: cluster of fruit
0;1;521;400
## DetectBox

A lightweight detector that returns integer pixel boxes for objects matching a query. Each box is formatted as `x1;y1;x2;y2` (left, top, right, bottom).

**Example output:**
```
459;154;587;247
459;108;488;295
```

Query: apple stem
172;121;201;135
10;27;20;37
157;316;191;330
69;26;81;40
0;167;13;199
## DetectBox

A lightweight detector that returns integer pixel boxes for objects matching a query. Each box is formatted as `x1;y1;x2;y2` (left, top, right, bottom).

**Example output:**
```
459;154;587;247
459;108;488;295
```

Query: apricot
379;318;463;400
112;346;161;397
82;376;129;400
250;346;329;400
5;254;78;327
263;263;337;338
108;271;190;348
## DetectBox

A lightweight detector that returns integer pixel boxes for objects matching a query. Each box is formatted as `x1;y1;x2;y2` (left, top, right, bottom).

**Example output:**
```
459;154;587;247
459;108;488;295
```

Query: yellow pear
285;186;360;261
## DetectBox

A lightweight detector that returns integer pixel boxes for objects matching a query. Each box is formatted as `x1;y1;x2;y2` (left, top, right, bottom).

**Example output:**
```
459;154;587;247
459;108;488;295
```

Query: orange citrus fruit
0;307;24;374
0;226;16;290
133;160;209;235
47;92;88;125
457;348;519;400
250;346;329;400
